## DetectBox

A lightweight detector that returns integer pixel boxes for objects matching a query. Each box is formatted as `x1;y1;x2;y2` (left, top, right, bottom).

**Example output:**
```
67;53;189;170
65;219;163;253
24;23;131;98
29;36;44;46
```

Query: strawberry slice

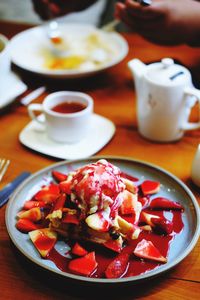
16;219;39;233
23;200;46;210
103;236;123;253
59;179;72;195
68;252;98;276
34;184;60;204
140;211;173;234
29;228;57;258
151;217;173;235
62;213;79;225
52;170;67;182
140;211;160;226
17;207;42;222
138;197;149;208
105;253;129;278
72;242;88;256
120;190;138;215
149;197;183;210
133;239;167;263
53;193;66;211
141;180;160;196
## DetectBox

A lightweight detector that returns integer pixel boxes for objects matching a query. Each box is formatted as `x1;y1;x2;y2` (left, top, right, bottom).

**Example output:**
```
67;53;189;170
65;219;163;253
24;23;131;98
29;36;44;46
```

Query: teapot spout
127;58;146;80
127;59;146;95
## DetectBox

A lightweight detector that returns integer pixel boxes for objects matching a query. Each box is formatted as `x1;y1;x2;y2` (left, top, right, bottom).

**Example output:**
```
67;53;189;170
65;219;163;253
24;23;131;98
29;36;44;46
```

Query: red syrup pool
46;208;184;279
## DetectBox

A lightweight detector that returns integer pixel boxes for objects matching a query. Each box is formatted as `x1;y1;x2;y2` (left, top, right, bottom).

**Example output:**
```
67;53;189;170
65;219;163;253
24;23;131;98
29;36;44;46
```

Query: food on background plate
16;159;184;279
41;31;119;71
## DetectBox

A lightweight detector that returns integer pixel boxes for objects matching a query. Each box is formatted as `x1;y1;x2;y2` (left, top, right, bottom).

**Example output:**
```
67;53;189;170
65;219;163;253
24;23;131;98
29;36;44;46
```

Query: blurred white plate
9;23;129;79
19;114;115;159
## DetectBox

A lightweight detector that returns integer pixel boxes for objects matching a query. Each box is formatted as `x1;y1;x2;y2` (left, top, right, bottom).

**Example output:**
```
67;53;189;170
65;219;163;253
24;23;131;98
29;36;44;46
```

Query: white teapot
128;58;200;142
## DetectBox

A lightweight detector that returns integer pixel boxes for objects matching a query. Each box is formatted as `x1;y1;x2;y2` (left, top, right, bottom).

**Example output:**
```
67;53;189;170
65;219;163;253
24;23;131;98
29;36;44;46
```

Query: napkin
0;71;27;109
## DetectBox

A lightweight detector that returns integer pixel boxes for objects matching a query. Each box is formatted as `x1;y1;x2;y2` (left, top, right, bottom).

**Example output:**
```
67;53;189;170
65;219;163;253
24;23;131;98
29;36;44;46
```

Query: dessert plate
19;114;115;160
5;157;200;285
9;23;128;79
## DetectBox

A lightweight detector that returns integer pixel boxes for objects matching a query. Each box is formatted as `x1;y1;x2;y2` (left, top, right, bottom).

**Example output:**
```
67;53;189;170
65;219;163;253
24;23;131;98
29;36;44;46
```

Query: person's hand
115;0;200;46
32;0;98;20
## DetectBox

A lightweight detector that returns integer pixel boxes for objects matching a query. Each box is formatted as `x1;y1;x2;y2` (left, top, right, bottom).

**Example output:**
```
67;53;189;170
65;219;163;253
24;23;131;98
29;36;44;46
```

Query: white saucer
0;71;27;109
19;114;115;159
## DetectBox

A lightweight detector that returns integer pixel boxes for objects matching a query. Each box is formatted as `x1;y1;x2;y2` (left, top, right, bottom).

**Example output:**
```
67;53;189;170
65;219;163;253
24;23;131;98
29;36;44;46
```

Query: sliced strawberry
151;217;173;235
18;207;42;222
133;239;167;263
23;200;46;210
16;219;39;233
103;236;123;253
52;170;68;182
116;216;141;240
72;242;88;256
46;193;67;221
62;213;79;225
149;197;183;210
140;211;160;226
140;212;173;234
53;193;66;211
34;184;60;204
29;228;57;258
68;251;98;276
120;190;138;215
141;180;160;196
105;253;129;278
59;174;73;194
138;197;149;208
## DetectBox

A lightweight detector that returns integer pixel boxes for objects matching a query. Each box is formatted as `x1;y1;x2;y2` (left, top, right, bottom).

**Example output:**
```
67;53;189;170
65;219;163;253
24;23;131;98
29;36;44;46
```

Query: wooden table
0;21;199;300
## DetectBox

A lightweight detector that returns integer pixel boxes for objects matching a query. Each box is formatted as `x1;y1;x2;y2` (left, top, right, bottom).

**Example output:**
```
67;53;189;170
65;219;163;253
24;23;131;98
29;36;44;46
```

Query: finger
115;2;126;19
125;0;165;20
32;0;52;19
116;4;161;31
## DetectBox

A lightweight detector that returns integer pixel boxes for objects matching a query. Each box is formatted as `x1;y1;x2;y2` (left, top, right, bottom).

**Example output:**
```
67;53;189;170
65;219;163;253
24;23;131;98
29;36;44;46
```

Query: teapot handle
181;87;200;131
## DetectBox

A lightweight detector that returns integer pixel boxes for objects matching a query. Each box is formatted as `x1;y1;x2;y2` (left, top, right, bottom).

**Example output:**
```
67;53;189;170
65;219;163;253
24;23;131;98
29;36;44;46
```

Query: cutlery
101;0;152;32
0;158;10;182
46;20;70;57
0;172;31;208
20;86;46;106
101;19;120;32
135;0;152;5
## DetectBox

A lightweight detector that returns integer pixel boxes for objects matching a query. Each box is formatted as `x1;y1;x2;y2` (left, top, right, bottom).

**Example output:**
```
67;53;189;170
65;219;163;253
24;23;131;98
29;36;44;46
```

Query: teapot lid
146;58;191;86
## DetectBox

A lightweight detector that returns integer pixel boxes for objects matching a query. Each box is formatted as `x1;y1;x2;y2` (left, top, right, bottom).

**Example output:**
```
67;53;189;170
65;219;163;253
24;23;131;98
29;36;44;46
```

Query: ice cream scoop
69;159;125;215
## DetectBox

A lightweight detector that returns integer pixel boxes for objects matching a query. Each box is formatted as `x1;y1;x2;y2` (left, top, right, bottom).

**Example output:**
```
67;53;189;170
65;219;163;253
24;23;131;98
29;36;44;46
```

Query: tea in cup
0;34;10;75
28;91;93;143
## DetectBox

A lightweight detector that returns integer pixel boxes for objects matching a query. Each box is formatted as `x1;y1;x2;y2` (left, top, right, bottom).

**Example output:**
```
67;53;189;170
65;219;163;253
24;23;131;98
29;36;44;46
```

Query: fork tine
0;159;10;182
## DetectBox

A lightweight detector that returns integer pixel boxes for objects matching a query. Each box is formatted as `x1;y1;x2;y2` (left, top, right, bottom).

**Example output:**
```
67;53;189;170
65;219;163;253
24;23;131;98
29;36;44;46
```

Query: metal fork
0;159;10;182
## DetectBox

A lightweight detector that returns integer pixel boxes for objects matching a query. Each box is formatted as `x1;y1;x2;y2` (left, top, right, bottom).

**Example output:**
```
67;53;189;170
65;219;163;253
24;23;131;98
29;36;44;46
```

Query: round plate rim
8;24;129;79
5;155;200;284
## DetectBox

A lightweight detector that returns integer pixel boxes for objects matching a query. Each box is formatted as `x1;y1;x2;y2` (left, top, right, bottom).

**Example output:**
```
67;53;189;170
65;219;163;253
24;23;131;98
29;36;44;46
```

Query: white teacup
28;91;93;143
0;33;10;75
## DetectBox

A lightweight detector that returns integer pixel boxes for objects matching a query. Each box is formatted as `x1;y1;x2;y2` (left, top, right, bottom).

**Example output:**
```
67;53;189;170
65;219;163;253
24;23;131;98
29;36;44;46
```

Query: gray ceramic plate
5;157;200;285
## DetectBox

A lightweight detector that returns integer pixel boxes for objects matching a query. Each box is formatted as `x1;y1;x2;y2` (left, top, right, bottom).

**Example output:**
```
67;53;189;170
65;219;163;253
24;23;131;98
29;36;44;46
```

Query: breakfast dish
6;158;200;284
9;23;128;79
